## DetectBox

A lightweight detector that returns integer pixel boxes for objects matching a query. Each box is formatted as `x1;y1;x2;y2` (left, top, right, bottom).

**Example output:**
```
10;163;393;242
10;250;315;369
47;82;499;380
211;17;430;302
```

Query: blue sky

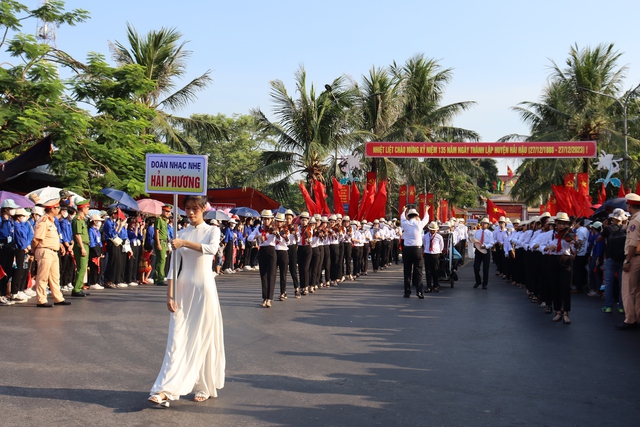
30;1;640;173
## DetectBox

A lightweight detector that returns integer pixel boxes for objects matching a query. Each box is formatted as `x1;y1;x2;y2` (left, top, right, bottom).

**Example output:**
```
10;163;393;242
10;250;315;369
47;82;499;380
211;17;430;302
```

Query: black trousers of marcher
276;249;289;295
352;246;363;276
371;243;380;271
424;253;440;290
338;241;345;278
473;249;491;287
316;245;325;285
455;239;467;264
322;245;331;284
310;247;321;288
392;239;399;264
362;244;370;273
572;255;588;292
287;244;299;289
297;245;312;289
380;240;390;266
343;243;352;277
550;255;572;312
258;246;277;300
403;246;423;295
329;244;341;281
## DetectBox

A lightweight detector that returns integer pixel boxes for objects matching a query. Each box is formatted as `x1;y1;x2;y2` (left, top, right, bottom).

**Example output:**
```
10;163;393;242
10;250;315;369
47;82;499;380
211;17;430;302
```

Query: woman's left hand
171;238;184;250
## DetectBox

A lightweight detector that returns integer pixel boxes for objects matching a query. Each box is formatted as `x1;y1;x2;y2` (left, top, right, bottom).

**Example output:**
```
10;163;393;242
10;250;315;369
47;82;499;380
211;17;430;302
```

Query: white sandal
148;393;170;408
194;391;210;402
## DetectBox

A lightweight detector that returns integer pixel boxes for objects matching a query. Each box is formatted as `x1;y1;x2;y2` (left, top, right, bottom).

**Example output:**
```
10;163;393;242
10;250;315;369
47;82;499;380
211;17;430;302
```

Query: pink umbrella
136;198;165;215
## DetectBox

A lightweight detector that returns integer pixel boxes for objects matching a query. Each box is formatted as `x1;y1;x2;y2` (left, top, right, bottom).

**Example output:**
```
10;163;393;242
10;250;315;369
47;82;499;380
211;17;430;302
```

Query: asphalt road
1;258;639;427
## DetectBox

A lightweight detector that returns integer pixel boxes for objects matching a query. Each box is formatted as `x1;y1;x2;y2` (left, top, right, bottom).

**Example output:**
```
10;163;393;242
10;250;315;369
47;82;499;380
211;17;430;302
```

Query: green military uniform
154;216;169;284
72;216;90;293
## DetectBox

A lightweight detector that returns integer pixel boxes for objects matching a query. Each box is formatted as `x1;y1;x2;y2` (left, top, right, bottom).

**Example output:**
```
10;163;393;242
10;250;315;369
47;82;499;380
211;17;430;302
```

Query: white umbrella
26;187;80;204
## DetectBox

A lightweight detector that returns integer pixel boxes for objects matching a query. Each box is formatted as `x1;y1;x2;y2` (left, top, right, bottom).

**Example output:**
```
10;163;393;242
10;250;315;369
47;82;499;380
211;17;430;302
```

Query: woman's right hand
167;296;178;312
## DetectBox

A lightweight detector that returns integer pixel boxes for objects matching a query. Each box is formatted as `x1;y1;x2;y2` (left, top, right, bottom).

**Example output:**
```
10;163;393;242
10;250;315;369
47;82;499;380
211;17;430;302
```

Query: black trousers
13;249;29;294
343;243;352;277
322;245;331;284
352;246;363;276
329;244;341;281
371;243;380;271
244;240;255;267
104;240;123;284
223;242;234;270
297;245;312;289
258;246;277;300
276;249;289;295
493;246;504;273
380;240;390;266
362;244;370;273
125;245;140;283
310;247;322;287
532;252;543;297
549;255;572;312
59;251;75;286
572;255;588;292
89;246;101;285
403;246;423;295
287;244;299;289
473;249;491;287
424;253;440;290
392;239;399;263
338;241;345;278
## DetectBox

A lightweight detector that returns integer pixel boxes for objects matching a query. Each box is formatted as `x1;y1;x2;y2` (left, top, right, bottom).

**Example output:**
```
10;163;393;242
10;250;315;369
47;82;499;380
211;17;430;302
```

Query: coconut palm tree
109;23;224;153
247;67;361;199
506;43;638;203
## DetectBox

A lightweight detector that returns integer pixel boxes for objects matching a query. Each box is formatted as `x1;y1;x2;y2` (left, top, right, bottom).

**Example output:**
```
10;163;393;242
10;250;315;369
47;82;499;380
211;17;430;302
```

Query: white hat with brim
540;212;551;219
498;216;506;223
274;213;285;222
89;214;104;222
555;212;570;222
480;218;490;224
427;221;438;231
261;210;274;218
32;206;44;216
1;199;20;209
625;193;640;206
407;209;419;217
14;208;28;216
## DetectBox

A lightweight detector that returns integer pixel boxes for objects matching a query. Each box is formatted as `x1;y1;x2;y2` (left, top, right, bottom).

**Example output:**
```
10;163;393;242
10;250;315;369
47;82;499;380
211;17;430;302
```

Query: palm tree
109;23;224;153
506;43;637;203
247;67;360;199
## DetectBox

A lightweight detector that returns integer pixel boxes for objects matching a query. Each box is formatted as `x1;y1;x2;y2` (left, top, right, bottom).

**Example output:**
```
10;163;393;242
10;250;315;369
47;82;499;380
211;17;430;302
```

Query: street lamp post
579;83;640;183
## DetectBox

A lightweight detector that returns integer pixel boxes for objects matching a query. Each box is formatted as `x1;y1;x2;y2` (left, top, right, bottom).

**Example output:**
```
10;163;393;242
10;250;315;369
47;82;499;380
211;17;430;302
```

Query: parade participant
88;214;105;289
296;212;312;297
379;219;391;268
309;217;323;291
616;193;640;330
391;219;400;265
11;208;32;303
341;216;353;281
328;214;341;286
149;195;225;406
400;207;429;298
57;205;74;292
493;216;507;278
545;212;575;324
248;210;278;307
32;198;71;307
284;213;300;271
572;218;590;294
472;217;494;289
502;222;516;284
274;213;290;301
103;208;125;288
154;204;171;286
371;219;382;272
599;209;626;313
587;222;605;300
423;221;443;295
320;216;331;287
352;221;364;277
362;221;372;276
454;218;468;264
71;199;91;297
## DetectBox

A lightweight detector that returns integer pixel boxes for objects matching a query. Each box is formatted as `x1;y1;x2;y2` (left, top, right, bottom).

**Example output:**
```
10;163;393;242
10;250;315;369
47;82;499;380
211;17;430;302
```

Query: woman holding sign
149;195;225;407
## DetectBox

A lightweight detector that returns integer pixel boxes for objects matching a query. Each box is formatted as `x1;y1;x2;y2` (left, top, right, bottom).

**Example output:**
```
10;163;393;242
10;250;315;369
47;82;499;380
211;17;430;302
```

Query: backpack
606;225;626;262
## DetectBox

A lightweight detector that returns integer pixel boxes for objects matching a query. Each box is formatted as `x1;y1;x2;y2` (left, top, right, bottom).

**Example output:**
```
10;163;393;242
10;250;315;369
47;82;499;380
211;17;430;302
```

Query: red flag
552;184;573;216
507;165;514;178
418;193;426;218
486;199;506;223
312;179;331;215
366;180;388;222
539;204;545;215
564;173;576;189
427;193;435;217
548;195;558;216
299;182;318;215
408;185;416;204
439;200;449;221
577;173;589;197
398;185;408;215
598;182;607;205
358;185;375;220
618;185;628;198
331;178;346;215
348;182;360;218
117;207;126;221
366;172;377;193
568;187;592;217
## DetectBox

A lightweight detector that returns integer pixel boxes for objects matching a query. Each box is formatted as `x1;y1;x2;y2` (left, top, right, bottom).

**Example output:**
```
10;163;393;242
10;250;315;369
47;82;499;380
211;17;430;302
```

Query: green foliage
183;113;272;189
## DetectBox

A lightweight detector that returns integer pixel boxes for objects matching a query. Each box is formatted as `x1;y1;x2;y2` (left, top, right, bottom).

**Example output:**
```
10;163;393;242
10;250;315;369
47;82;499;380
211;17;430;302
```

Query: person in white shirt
400;207;429;298
472;217;494;289
423;221;444;294
274;213;290;301
572;218;590;294
247;210;278;308
352;221;365;277
361;222;372;275
545;212;576;324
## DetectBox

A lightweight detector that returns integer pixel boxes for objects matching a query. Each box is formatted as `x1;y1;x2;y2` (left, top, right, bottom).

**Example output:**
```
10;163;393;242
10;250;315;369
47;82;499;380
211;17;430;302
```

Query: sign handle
172;193;178;303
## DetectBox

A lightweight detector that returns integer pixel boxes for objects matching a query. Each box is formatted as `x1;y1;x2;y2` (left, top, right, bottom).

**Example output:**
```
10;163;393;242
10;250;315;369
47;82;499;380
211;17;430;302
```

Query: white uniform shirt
423;232;444;254
400;210;429;247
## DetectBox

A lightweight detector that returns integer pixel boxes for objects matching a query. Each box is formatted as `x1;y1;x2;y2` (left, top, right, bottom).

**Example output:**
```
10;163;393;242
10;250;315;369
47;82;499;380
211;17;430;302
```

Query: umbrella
204;210;230;221
107;203;138;217
100;188;139;211
0;191;35;208
26;187;79;204
229;207;260;218
136;198;165;216
592;197;628;219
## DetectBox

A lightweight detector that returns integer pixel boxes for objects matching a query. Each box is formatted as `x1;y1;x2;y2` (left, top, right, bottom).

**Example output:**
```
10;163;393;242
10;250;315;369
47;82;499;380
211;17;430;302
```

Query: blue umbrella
100;188;139;210
230;207;260;217
591;197;627;219
204;210;230;221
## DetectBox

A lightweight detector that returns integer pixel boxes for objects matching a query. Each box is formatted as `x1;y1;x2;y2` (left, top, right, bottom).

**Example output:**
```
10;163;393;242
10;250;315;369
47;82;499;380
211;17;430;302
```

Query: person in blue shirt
12;208;33;302
0;199;18;305
222;219;236;273
588;221;605;298
102;208;126;288
234;222;245;270
88;214;105;289
58;205;76;290
125;216;142;285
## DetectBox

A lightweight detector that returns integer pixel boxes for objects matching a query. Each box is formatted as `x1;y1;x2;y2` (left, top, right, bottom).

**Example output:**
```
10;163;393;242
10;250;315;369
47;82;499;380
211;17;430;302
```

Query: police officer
617;193;640;330
71;199;91;297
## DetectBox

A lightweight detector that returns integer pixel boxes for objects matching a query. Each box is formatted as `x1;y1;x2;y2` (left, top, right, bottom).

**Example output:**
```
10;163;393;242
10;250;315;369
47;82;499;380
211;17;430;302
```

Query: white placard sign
145;154;208;195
